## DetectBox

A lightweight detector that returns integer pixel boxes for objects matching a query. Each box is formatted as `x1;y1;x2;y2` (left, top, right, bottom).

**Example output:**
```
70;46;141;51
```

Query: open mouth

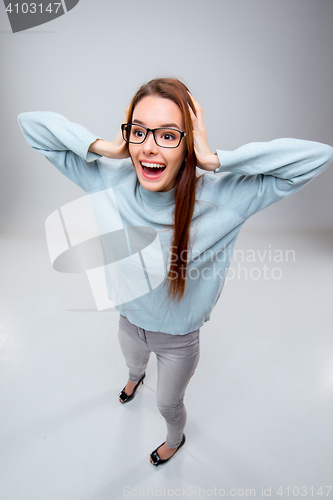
140;161;166;179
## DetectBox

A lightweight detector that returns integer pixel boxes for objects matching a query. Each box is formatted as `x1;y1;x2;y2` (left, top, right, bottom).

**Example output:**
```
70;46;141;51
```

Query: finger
188;102;197;122
123;106;130;123
188;94;205;125
187;91;197;115
187;91;202;111
187;91;197;105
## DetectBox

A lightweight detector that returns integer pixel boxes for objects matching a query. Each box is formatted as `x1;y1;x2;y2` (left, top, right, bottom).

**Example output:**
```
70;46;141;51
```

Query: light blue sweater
18;112;333;334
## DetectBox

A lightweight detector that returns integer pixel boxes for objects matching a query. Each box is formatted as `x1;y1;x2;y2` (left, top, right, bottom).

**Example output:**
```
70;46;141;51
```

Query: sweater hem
116;310;206;335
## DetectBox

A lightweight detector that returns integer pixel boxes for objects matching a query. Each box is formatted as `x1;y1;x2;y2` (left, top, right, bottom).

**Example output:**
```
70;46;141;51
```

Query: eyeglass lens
124;124;182;148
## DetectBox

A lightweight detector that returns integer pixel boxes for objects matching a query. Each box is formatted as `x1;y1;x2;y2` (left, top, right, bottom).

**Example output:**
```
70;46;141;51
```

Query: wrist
89;139;110;157
211;152;220;170
89;139;127;159
197;151;220;171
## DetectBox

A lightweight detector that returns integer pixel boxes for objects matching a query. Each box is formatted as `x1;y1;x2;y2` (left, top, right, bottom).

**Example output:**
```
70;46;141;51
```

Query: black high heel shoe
150;434;186;466
118;373;146;404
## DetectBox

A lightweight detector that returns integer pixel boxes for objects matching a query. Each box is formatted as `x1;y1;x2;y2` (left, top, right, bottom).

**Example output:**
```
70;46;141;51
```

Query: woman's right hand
89;108;130;159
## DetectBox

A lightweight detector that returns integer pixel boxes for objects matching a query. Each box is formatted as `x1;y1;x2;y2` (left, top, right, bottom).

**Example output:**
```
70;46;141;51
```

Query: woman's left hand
188;94;220;171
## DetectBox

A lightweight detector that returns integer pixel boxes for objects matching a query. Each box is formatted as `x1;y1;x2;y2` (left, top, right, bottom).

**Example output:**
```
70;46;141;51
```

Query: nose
142;130;158;155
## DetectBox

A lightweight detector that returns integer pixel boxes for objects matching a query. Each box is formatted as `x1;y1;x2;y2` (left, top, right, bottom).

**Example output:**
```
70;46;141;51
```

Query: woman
18;78;333;466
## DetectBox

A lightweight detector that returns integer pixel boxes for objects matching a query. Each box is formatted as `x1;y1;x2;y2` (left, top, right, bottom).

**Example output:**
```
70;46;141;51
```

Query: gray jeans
118;314;200;449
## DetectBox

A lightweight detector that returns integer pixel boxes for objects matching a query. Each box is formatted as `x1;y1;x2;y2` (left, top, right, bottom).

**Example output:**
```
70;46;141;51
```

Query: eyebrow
132;119;182;130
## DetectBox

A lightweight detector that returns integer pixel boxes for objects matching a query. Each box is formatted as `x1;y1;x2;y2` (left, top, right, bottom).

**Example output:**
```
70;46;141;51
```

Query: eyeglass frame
121;123;186;149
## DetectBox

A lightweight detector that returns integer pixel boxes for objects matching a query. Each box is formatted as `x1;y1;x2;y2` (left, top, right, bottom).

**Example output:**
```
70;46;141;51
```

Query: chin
138;177;167;192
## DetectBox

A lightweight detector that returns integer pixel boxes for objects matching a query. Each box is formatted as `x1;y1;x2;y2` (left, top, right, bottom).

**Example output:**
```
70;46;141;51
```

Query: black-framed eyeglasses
121;123;186;149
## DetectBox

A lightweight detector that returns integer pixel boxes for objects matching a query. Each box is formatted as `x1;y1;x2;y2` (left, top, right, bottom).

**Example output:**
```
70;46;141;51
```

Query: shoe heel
119;372;145;404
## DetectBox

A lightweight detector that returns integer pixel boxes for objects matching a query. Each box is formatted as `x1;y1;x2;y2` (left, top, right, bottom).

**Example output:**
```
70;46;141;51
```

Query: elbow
316;142;333;166
309;143;333;172
17;112;25;125
18;111;42;125
17;113;28;134
324;144;333;165
17;112;33;130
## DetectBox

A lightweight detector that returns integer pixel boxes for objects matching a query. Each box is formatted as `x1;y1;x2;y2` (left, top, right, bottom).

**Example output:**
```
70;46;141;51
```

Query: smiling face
129;95;187;192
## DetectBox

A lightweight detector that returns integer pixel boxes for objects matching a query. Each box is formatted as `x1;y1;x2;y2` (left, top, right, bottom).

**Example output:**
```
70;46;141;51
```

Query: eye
162;133;176;141
161;131;177;141
132;128;145;138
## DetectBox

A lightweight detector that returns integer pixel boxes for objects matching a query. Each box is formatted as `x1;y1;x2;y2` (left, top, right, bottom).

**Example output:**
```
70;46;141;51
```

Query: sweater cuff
213;150;224;173
85;137;103;162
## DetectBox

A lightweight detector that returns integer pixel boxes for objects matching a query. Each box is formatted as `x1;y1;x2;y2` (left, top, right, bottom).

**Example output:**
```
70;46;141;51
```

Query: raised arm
18;111;129;192
188;95;333;219
213;137;333;219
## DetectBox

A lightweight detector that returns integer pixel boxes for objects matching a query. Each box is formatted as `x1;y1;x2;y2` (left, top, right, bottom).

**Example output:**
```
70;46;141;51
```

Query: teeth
141;162;166;169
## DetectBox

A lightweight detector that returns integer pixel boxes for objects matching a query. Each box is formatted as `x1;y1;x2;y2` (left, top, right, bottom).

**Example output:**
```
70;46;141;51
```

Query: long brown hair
127;78;199;301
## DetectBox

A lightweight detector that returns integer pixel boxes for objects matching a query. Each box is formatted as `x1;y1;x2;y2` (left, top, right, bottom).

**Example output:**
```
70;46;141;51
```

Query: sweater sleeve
214;138;333;219
17;111;105;192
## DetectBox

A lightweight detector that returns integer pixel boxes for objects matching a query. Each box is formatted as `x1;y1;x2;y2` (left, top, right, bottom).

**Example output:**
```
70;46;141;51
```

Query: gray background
0;0;332;234
1;2;333;499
